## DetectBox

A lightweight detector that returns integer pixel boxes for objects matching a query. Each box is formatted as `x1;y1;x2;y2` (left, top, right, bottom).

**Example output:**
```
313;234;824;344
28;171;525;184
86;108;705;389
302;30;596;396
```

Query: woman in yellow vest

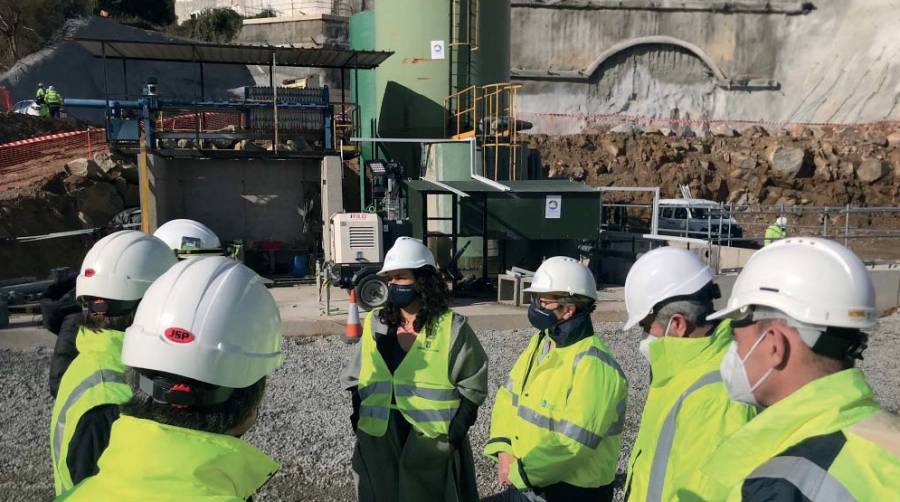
340;237;489;502
49;231;177;495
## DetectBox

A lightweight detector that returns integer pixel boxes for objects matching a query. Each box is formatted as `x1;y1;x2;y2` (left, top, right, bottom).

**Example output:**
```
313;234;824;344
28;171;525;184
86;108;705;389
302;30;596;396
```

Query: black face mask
387;283;418;308
527;302;559;331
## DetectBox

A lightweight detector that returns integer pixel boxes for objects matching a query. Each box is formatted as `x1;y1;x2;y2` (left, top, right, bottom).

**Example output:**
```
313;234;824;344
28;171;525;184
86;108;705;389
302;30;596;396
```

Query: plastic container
291;255;310;278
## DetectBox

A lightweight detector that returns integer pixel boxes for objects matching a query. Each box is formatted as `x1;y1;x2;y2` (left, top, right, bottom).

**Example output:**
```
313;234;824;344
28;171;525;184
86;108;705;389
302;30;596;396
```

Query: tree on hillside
0;0;92;71
97;0;176;27
170;8;243;44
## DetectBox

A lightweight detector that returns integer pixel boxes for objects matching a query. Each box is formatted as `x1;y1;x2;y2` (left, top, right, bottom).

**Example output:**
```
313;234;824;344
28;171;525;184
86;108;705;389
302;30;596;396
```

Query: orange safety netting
156;111;244;132
0;129;108;170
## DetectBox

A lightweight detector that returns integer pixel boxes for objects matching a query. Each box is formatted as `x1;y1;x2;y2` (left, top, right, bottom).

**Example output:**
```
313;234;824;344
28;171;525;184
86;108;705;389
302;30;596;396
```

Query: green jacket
485;325;628;490
50;328;130;495
624;321;757;502
764;225;785;246
688;368;900;501
56;416;279;501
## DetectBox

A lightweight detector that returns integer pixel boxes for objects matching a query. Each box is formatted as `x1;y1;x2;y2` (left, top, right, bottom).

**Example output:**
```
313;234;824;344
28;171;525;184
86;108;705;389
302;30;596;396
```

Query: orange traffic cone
344;289;362;344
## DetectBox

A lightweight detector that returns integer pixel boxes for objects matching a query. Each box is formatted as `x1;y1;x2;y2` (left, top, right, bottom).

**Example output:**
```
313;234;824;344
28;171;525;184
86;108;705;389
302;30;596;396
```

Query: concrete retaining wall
147;155;320;245
510;0;900;133
714;266;900;314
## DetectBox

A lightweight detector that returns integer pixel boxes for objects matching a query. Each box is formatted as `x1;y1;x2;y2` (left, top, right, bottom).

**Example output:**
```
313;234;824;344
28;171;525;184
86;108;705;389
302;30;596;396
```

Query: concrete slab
272;284;626;336
0;285;628;350
0;315;55;351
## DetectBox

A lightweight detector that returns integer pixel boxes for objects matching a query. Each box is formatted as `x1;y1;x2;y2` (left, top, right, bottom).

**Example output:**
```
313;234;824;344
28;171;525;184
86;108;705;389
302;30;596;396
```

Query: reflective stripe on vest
646;370;722;502
746;456;856;502
517;405;603;449
52;368;126;489
356;309;458;438
505;342;627;449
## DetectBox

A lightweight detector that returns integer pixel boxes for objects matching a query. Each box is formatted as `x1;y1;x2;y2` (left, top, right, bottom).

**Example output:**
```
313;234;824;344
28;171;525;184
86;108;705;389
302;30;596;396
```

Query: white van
657;198;743;241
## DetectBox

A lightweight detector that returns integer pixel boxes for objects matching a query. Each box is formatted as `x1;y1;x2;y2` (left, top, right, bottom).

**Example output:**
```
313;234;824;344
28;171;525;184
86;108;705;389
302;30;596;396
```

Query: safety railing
444;82;524;180
444;85;477;140
481;83;523;181
600;198;900;272
0;129;107;172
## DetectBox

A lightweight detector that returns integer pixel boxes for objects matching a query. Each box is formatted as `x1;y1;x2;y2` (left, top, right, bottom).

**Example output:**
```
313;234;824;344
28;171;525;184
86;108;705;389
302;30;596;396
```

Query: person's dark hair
121;368;266;435
378;266;450;333
79;297;140;332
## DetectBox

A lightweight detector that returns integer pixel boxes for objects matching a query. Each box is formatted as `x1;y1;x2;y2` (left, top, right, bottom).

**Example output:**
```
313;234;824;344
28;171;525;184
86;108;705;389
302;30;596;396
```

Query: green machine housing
406;179;602;279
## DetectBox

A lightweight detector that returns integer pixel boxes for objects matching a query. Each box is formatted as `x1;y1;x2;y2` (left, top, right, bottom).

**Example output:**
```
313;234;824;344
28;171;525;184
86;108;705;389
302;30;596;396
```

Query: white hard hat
775;216;787;226
123;257;283;388
623;247;714;330
76;230;178;302
523;256;598;300
708;237;876;330
154;219;222;257
378;237;436;274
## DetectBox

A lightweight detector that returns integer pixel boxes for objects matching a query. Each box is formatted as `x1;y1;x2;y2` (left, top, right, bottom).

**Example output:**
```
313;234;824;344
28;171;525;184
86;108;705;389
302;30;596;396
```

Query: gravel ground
1;315;898;501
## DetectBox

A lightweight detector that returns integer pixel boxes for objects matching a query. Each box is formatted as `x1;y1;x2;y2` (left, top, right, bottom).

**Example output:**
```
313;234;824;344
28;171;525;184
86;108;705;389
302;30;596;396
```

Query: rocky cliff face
527;124;900;207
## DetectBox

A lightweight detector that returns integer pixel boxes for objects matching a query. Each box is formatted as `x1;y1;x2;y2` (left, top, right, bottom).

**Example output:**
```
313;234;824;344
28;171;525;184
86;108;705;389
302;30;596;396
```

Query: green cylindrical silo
455;0;510;89
350;11;376;161
374;0;452;140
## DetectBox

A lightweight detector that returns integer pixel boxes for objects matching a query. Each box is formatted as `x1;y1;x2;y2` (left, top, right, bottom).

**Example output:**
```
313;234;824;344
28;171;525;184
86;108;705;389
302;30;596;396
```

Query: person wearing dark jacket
50;231;176;495
49;312;81;399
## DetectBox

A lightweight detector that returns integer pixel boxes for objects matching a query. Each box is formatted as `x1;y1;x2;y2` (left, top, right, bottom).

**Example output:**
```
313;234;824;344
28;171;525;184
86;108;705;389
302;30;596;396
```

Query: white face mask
720;330;774;407
638;317;674;363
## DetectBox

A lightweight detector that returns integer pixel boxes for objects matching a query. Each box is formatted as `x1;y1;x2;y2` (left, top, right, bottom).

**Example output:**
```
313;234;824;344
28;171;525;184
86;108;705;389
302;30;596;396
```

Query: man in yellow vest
50;230;176;495
621;247;757;501
682;237;900;500
44;85;63;118
763;216;786;246
57;257;283;500
484;257;628;502
36;82;46;103
341;237;488;501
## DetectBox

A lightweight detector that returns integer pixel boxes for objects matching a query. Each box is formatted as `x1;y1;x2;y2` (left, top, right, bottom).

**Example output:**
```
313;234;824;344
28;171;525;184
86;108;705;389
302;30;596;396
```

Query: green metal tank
373;0;451;139
365;0;511;139
350;11;376;162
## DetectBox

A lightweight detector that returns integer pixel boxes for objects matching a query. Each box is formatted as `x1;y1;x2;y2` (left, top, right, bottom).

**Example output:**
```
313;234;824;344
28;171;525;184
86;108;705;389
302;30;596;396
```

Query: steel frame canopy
71;37;393;157
74;38;393;69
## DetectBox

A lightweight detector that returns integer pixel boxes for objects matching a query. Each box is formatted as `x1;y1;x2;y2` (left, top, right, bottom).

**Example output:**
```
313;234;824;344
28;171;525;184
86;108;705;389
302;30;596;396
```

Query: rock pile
528;123;900;207
0;151;140;279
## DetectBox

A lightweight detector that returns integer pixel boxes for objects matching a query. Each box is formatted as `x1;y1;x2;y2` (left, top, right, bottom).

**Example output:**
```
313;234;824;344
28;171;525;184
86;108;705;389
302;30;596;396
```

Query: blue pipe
64;98;142;108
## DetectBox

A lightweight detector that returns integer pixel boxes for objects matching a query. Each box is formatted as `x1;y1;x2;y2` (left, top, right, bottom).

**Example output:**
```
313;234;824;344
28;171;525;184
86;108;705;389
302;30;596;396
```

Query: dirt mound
526;123;900;207
0;151;140;280
0;113;88;145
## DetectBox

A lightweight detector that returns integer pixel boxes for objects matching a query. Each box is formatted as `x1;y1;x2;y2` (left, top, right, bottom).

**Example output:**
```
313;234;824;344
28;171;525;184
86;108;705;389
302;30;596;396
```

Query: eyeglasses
638;313;656;332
